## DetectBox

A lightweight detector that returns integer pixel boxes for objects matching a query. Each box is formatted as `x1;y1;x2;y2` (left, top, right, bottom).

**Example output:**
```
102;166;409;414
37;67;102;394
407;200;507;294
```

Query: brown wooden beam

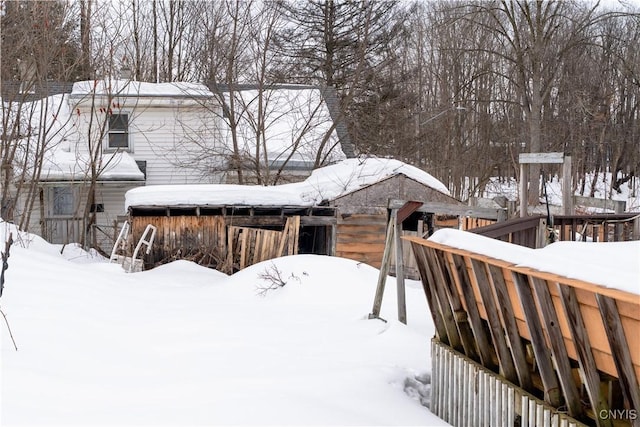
530;277;583;418
396;201;423;224
488;265;533;390
411;243;449;343
512;272;562;408
557;284;612;427
448;253;496;370
434;250;479;361
425;247;464;352
470;258;518;384
596;294;640;414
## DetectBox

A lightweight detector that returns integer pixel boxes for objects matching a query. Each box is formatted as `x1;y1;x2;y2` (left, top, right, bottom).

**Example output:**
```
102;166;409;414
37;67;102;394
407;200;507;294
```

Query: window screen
52;187;75;216
108;113;129;149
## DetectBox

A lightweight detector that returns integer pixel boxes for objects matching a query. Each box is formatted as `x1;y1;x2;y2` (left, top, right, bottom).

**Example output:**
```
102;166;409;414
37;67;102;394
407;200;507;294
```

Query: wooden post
369;210;396;319
394;219;407;324
563;156;573;215
520;162;528;217
371;201;422;322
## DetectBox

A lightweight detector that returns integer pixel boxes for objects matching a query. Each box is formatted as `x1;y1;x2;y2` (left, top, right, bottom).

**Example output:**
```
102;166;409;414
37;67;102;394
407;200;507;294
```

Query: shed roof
125;157;451;209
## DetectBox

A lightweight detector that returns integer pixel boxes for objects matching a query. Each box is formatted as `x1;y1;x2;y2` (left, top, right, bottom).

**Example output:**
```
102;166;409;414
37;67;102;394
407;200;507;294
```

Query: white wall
70;94;227;186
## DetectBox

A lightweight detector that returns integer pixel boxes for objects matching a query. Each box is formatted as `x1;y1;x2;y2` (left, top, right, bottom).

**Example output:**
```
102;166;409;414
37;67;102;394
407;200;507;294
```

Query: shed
124;157;470;273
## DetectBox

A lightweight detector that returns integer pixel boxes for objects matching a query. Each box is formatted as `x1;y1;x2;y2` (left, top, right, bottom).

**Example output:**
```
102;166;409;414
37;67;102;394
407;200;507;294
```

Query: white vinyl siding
72;97;225;185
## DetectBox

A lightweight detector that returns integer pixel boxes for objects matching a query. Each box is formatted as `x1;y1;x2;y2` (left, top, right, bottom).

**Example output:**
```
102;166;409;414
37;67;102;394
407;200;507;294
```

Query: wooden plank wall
227;216;300;271
131;215;228;269
130;215;301;273
335;208;387;268
406;235;640;427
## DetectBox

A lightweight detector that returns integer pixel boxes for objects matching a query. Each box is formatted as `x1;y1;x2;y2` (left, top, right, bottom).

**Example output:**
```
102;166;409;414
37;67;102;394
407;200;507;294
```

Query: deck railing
469;213;640;248
406;235;640;427
41;217;122;255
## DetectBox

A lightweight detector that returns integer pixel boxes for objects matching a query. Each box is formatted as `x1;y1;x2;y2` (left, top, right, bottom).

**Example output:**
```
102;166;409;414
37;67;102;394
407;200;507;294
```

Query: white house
7;79;350;252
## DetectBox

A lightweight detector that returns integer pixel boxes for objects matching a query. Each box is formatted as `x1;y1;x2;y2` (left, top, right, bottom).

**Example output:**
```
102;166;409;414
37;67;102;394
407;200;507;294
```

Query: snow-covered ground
0;222;447;426
482;171;639;212
1;207;638;425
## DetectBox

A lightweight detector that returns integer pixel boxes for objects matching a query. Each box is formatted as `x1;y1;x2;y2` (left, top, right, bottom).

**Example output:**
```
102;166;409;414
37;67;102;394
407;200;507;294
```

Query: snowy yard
0;223;447;426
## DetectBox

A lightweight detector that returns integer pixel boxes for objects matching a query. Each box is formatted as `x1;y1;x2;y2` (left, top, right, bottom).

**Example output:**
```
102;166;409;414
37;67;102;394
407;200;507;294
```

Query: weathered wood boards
130;215;301;273
406;235;640;426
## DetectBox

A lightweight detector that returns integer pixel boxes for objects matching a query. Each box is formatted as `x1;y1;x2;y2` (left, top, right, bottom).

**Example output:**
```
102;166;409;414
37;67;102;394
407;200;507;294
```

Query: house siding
70;95;226;186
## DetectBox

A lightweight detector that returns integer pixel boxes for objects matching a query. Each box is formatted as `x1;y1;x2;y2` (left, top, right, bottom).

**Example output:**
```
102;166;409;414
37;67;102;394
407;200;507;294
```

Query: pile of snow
0;222;445;425
125;157;451;209
41;150;145;182
429;228;640;295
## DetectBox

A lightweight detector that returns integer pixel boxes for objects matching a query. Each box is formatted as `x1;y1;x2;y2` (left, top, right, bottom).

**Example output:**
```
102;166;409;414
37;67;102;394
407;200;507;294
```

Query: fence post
563;156;573;215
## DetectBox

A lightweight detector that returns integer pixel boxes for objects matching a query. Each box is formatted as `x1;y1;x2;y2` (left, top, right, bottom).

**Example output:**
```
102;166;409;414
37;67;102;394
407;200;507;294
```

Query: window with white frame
108;113;130;150
50;186;76;216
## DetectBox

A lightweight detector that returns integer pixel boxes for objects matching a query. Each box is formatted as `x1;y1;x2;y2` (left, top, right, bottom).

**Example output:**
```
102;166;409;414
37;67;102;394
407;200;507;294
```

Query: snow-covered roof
429;228;640;295
222;86;346;168
71;79;212;98
41;150;145;182
125;157;451;209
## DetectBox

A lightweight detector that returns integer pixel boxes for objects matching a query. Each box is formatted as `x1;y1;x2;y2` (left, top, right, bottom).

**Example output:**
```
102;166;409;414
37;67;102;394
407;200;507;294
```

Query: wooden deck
406;234;640;426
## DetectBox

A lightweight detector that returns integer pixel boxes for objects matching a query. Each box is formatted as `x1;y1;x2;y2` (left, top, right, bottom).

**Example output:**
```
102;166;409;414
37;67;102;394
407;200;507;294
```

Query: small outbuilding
124;157;472;273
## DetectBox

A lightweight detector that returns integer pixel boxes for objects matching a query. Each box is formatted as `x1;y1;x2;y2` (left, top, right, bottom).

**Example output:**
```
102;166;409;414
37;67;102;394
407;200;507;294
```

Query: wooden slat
557;284;612;427
469;258;518;384
334;242;386;253
370;214;395;319
411;243;449;343
530;277;583;418
596;294;640;413
436;251;480;361
487;264;533;390
448;253;496;369
512;272;562;408
425;247;464;351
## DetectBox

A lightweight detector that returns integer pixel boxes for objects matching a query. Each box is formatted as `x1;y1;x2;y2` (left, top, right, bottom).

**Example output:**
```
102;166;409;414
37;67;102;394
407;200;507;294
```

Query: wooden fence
42;217;123;255
406;235;640;427
431;340;588;427
227;216;300;271
469;213;640;248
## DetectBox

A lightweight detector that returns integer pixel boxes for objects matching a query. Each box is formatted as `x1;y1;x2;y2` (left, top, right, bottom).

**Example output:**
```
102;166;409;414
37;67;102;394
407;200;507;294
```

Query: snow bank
0;224;446;425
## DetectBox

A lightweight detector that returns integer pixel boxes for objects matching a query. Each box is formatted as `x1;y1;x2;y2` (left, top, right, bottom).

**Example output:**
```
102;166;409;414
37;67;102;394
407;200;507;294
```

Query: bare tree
0;1;82;231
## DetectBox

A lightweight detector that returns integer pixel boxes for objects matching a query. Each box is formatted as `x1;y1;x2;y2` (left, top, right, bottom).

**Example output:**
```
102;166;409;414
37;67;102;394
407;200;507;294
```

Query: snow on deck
429;228;640;295
125;157;451;209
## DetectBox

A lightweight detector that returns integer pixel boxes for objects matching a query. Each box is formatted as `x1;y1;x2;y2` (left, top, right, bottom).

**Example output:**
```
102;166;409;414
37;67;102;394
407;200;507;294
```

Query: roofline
211;83;321;92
